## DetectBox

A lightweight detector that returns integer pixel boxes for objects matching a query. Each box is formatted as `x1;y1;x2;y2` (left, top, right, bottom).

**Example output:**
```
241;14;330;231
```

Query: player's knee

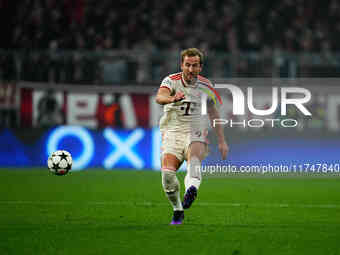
162;169;179;193
162;153;182;170
189;142;208;161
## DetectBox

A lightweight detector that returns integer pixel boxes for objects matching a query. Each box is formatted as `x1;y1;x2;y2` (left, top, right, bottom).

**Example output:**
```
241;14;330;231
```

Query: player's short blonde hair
181;48;204;66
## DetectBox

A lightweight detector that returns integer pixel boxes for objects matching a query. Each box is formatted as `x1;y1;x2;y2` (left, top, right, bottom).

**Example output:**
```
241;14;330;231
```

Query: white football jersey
159;72;214;132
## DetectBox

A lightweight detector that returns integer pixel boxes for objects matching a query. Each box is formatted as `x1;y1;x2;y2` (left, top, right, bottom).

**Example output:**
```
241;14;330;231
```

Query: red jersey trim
197;75;223;105
169;72;182;80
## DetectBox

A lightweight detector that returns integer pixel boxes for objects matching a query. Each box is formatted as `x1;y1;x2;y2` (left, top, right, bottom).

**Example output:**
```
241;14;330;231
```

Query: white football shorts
161;129;208;163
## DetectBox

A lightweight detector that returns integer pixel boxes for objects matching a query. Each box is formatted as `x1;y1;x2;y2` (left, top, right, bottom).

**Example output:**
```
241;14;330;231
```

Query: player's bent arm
156;88;174;105
207;104;229;159
155;87;185;105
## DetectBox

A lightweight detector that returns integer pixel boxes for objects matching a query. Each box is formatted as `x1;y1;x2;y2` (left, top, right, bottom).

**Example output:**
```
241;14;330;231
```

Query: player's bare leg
182;142;207;209
161;153;184;224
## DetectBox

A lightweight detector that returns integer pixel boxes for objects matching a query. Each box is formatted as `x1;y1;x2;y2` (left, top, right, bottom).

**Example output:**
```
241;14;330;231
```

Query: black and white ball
47;150;72;176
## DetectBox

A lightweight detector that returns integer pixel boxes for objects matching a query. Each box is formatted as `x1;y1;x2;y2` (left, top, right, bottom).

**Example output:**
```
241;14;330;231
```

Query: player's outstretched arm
207;104;229;160
155;88;185;105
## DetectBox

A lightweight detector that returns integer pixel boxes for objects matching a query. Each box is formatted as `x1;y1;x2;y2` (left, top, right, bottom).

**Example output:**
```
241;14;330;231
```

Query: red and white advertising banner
20;87;340;130
32;90;65;127
0;83;17;109
22;89;159;128
67;93;98;128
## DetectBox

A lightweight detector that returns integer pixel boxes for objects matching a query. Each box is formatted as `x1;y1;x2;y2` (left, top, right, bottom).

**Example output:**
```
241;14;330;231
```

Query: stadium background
1;0;340;170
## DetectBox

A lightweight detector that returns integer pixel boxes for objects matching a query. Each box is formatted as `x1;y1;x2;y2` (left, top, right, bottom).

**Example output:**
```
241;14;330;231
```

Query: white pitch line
0;201;340;209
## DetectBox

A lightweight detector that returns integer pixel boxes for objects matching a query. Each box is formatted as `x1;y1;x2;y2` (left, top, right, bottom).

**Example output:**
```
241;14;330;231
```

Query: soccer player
155;48;228;225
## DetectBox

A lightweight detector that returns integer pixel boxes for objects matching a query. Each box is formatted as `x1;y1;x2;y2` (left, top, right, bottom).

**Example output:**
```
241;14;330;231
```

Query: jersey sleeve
160;76;174;93
206;81;215;106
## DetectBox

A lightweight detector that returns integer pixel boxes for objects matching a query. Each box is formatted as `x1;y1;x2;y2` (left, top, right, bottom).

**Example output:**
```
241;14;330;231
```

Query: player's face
181;55;202;83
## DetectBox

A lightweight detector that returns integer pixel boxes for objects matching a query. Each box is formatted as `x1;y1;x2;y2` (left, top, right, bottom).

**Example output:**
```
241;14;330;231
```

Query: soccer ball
47;150;72;176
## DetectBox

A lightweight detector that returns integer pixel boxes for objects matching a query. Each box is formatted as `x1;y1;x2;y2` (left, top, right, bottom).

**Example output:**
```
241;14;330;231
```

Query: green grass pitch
0;169;340;255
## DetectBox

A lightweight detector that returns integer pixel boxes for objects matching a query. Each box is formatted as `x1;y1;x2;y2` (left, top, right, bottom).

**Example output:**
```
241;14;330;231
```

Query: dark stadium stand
1;0;340;82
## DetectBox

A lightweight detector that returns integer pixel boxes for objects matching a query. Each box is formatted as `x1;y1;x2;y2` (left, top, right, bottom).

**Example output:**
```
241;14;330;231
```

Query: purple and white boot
182;186;197;209
170;210;184;225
